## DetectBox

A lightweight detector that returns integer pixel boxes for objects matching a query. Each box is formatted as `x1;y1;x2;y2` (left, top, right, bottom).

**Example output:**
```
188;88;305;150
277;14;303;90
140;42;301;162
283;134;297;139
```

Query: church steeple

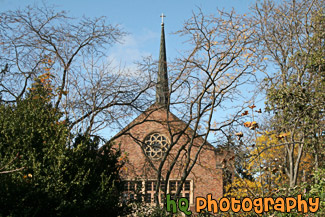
156;13;169;107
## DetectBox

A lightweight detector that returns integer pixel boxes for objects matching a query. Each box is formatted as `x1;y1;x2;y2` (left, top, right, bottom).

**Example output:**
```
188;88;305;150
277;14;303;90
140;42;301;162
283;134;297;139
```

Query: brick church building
111;19;233;210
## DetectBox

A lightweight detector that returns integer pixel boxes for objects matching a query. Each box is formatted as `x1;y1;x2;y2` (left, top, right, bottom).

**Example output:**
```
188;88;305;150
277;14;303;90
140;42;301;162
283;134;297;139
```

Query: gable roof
108;102;221;153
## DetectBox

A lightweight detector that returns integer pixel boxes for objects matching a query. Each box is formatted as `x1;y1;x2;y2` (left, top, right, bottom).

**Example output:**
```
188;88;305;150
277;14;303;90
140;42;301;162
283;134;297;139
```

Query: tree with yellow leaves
252;0;324;188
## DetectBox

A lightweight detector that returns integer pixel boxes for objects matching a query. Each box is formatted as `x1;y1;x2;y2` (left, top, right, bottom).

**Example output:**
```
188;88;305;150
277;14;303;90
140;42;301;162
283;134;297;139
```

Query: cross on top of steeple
160;13;166;24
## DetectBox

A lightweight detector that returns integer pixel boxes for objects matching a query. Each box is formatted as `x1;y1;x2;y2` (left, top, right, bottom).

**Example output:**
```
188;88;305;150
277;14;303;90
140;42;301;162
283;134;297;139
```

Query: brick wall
112;104;234;208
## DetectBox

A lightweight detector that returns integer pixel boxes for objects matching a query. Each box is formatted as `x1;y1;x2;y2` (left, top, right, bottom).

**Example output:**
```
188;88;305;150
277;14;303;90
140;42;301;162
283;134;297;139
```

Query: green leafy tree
0;73;124;216
253;0;324;188
0;73;68;215
54;134;123;216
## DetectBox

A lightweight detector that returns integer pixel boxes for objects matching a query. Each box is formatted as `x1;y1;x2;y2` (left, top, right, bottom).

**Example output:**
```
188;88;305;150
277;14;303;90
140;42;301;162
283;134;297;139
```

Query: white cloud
108;29;159;73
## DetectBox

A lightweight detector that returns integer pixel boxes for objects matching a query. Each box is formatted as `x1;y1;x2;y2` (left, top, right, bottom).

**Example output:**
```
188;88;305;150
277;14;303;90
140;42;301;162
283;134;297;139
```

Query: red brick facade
113;103;233;209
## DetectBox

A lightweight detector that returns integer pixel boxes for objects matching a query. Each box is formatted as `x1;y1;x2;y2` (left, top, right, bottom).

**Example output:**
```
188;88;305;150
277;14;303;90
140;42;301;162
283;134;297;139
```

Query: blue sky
1;0;258;67
1;0;267;140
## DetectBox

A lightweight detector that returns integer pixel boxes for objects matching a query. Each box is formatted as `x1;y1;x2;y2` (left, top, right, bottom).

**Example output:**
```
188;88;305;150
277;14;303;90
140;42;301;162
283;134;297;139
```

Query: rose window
143;133;169;160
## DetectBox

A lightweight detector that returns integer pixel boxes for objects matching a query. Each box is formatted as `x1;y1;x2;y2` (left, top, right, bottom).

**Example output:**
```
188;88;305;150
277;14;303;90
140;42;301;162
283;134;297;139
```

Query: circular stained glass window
143;133;169;160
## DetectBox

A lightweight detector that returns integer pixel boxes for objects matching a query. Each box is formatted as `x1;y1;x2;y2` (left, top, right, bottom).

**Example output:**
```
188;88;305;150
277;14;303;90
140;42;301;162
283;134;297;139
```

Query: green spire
156;17;169;107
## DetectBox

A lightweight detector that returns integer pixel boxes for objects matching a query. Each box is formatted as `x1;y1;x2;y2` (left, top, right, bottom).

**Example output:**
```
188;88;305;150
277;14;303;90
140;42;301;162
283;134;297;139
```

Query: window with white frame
122;181;142;201
122;180;194;205
168;180;192;203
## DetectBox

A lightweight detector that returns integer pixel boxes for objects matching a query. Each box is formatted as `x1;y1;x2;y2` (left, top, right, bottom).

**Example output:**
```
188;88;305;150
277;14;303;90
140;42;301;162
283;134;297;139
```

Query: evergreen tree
0;73;123;216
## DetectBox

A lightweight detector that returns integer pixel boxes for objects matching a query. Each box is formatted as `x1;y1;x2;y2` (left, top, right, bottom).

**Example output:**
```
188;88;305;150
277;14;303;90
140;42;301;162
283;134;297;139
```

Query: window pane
170;181;176;191
146;181;152;191
185;181;190;191
185;193;190;201
161;182;166;191
129;182;135;191
160;193;165;204
122;181;128;191
136;181;142;190
145;193;152;203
